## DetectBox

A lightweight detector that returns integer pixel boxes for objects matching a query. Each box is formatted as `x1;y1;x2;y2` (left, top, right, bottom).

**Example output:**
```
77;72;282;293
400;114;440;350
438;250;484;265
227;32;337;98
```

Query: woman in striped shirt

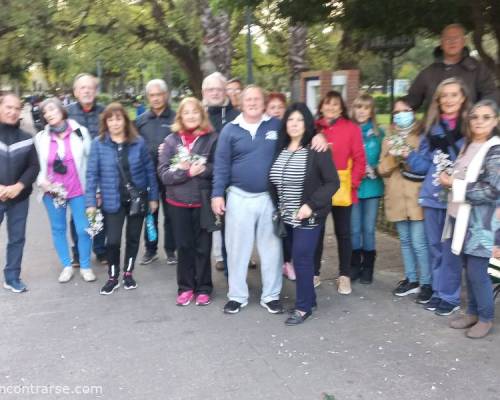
269;103;339;325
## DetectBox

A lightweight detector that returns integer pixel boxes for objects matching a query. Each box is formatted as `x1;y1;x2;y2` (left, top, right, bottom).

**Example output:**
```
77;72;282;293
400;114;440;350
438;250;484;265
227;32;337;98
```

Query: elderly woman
440;99;499;339
34;97;95;283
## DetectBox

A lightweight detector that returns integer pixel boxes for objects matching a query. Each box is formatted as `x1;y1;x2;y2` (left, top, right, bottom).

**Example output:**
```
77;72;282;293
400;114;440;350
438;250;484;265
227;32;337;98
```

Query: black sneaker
166;253;177;265
415;284;433;304
140;251;158;265
123;274;137;290
100;279;120;295
424;296;441;311
393;279;420;297
260;300;284;314
96;253;108;265
223;300;247;314
435;300;460;316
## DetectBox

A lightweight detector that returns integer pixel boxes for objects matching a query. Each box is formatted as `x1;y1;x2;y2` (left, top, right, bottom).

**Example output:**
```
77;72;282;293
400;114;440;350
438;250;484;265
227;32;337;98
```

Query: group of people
0;23;498;336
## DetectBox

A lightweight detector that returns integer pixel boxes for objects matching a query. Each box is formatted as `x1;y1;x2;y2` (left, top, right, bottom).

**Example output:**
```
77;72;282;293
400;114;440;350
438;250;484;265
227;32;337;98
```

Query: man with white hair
67;73;107;266
136;79;177;265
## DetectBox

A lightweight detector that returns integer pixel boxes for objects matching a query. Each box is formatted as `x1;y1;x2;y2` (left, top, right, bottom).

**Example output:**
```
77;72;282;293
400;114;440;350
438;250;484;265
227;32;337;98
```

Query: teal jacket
358;121;384;199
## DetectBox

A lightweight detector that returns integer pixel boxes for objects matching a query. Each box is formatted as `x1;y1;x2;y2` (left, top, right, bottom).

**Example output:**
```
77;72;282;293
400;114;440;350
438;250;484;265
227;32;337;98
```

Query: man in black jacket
405;24;498;111
0;93;40;293
136;79;177;265
66;73;107;265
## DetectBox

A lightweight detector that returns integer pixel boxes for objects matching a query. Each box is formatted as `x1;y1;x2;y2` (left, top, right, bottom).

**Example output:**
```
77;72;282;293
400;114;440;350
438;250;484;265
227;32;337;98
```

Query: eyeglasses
204;87;224;93
226;88;241;94
469;114;497;122
392;109;412;115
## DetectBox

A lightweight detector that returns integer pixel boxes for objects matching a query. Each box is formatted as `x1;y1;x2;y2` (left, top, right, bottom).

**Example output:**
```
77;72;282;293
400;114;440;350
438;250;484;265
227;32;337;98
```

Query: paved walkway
0;108;497;400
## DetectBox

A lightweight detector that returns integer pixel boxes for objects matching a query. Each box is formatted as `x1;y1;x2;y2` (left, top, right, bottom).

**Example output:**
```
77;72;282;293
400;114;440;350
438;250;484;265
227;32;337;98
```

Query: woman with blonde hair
405;77;471;314
86;103;159;295
158;97;218;306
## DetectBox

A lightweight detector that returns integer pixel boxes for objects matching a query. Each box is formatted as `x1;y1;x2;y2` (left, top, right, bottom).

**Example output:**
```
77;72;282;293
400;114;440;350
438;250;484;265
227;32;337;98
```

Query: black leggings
104;205;144;278
314;205;352;277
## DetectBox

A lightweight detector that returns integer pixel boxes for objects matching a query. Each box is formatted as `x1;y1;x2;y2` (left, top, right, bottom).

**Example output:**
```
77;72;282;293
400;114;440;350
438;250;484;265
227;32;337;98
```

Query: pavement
0;108;498;400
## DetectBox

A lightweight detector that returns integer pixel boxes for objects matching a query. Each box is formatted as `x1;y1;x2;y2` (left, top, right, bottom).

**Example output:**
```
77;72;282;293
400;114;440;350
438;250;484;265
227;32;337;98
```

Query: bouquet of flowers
431;150;454;187
48;182;68;208
365;164;377;180
387;134;412;157
169;145;207;171
85;208;104;238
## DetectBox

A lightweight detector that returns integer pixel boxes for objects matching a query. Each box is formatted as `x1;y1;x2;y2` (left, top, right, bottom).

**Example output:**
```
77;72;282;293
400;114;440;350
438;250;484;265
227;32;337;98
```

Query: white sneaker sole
100;283;120;295
224;302;248;314
394;287;421;297
140;254;159;265
260;301;283;314
3;282;27;293
123;282;138;290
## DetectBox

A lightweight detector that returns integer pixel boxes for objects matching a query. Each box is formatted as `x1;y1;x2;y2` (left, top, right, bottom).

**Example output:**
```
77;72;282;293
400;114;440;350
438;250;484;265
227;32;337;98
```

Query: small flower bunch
387;134;412;157
85;208;104;238
169;145;207;171
365;164;377;180
48;183;68;208
432;150;454;187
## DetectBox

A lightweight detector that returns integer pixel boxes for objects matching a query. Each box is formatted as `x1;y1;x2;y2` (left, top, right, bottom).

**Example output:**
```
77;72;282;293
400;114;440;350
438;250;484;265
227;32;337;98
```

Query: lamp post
245;7;254;84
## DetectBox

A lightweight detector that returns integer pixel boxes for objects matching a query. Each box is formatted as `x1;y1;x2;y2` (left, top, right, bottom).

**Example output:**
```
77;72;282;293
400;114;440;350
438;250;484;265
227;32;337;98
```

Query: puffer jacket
207;103;240;133
85;135;158;213
405;46;498;111
66;102;105;138
158;130;218;206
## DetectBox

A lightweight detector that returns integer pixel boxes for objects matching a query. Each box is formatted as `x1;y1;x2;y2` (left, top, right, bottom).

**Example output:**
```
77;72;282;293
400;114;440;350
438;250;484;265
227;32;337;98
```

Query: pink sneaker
282;262;296;281
176;290;194;306
196;293;211;306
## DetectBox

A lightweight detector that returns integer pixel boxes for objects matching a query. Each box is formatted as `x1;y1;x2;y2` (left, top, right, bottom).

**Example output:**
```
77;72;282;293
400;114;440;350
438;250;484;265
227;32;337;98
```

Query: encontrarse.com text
0;384;103;396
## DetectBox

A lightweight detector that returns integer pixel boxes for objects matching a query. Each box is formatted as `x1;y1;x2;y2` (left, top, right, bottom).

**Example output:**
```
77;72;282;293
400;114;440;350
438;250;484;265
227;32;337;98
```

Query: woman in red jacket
314;90;366;294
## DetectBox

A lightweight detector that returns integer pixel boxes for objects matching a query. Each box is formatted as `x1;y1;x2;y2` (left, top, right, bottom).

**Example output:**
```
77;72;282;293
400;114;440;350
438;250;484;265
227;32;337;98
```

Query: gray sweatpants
225;186;283;304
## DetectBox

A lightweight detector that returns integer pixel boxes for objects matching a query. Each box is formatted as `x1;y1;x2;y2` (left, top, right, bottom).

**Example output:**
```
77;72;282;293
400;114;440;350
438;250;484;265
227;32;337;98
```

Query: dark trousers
144;189;176;255
286;224;322;313
314;206;352;277
0;198;29;283
464;255;494;322
282;237;292;263
70;216;106;257
169;206;213;294
103;206;144;278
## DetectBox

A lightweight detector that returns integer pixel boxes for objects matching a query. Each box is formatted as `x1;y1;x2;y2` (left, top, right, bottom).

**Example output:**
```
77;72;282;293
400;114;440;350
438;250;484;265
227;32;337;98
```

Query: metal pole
245;7;254;84
389;51;394;112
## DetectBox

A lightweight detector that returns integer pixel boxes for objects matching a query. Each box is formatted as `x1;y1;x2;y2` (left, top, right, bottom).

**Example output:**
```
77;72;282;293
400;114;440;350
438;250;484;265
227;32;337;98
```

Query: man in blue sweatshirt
212;85;284;314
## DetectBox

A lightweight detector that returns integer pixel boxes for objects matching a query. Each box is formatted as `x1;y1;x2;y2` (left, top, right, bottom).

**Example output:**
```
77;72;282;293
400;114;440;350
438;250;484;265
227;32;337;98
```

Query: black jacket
135;107;176;167
0;123;40;203
405;46;498;111
269;147;340;221
66;102;105;138
207;103;239;133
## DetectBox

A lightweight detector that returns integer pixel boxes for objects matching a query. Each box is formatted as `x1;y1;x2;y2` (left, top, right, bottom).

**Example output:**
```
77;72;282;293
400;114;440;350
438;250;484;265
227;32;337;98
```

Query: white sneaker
337;275;352;295
80;268;96;282
58;267;74;283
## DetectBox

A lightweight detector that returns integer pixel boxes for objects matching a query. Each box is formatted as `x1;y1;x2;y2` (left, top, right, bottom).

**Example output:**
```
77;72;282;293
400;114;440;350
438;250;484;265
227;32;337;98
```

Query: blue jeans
285;224;322;313
351;197;380;251
0;198;29;283
43;195;91;269
395;220;431;284
464;255;494;322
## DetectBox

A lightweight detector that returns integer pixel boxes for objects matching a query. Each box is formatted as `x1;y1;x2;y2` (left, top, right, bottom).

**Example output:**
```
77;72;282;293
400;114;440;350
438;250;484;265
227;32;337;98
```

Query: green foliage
373;94;391;114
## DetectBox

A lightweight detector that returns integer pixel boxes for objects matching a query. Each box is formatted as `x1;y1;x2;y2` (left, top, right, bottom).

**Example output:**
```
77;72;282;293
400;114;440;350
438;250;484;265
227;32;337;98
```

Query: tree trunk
288;23;308;101
337;31;361;70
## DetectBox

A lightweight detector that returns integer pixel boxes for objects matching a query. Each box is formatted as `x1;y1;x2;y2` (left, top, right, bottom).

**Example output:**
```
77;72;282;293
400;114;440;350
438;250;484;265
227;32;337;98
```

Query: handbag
116;150;148;217
332;159;352;206
272;210;288;238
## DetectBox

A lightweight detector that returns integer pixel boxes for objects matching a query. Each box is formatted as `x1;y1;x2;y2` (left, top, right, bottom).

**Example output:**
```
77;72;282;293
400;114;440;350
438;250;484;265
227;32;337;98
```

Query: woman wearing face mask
269;103;339;325
350;94;385;284
158;98;218;306
34;97;95;283
439;100;499;339
405;78;471;315
86;103;159;295
314;90;366;294
378;99;431;298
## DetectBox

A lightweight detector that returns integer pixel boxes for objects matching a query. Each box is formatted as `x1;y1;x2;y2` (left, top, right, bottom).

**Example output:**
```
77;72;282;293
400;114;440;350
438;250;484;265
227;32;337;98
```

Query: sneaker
313;275;321;288
166;253;178;265
215;261;225;271
435;300;460;316
80;268;96;282
260;300;284;314
196;293;211;306
3;280;27;293
415;284;433;304
392;279;420;296
223;300;248;314
100;279;120;295
123;273;137;290
282;262;296;281
58;267;74;283
424;296;441;311
176;290;194;306
140;251;158;265
337;275;352;295
96;253;108;265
